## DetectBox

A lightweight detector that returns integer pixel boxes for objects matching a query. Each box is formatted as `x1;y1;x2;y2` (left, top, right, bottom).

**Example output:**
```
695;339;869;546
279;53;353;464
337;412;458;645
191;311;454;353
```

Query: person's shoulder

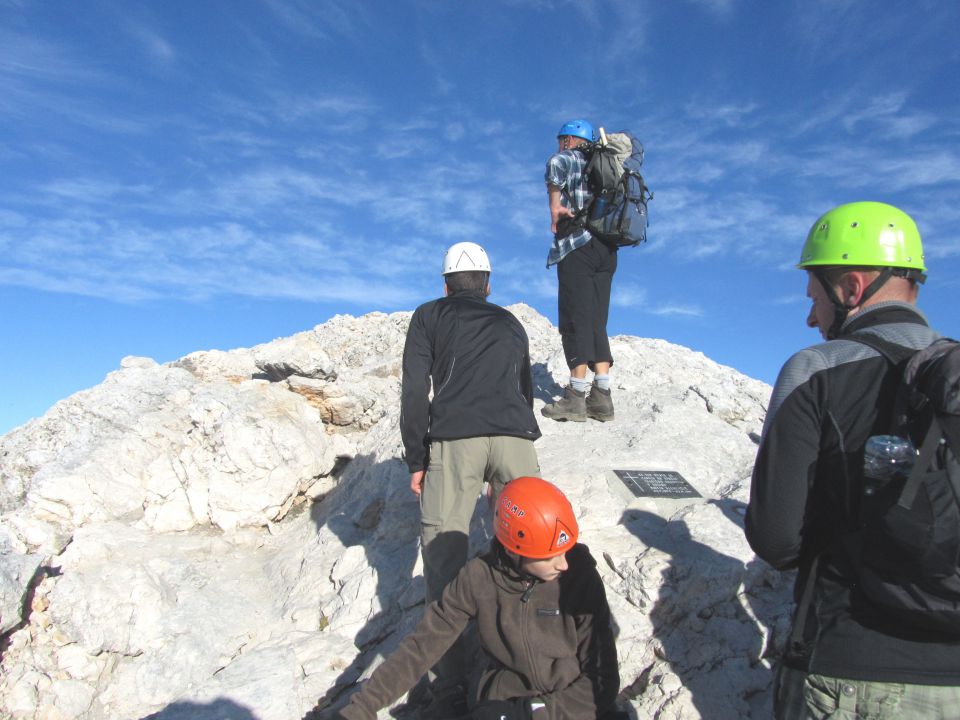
768;343;833;402
781;343;831;377
547;148;580;166
560;543;601;589
559;544;608;610
495;305;532;340
780;336;883;381
567;542;598;571
414;297;447;312
769;338;882;412
487;300;517;318
411;296;455;325
412;296;443;315
455;553;499;593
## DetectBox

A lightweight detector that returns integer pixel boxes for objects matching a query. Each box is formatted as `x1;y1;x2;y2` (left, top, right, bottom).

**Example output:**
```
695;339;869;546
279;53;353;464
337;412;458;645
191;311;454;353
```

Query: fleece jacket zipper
520;579;545;693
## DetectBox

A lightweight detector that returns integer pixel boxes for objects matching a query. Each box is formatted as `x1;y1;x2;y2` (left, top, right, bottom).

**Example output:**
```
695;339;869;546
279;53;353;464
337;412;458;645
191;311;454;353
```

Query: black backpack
847;335;960;635
558;130;652;248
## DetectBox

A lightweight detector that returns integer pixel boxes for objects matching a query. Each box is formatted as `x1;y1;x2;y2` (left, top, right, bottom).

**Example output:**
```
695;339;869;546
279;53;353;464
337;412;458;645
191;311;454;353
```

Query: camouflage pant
775;665;960;719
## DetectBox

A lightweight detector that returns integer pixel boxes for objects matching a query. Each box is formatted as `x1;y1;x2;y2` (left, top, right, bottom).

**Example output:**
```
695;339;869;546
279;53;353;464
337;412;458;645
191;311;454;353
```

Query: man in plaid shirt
542;119;617;423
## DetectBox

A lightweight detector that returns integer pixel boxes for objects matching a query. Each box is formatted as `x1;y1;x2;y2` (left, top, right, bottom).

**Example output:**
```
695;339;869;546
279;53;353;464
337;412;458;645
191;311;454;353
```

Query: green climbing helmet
797;201;926;273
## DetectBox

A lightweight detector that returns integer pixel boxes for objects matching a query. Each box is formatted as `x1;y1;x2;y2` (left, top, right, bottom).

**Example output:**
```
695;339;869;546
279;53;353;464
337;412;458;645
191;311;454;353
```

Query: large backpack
560;130;652;248
846;335;960;635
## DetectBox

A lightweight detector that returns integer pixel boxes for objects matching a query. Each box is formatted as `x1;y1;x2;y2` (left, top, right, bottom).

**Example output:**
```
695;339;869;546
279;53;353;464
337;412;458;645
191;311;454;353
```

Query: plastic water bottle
862;435;916;496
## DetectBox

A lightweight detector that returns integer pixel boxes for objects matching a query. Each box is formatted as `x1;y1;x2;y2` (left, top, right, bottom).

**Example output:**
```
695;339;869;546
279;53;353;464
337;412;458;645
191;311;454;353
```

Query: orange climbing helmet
495;476;579;559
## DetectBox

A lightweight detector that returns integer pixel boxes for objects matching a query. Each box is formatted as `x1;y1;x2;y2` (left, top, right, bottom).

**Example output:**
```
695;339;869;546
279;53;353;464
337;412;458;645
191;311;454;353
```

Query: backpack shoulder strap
846;332;916;366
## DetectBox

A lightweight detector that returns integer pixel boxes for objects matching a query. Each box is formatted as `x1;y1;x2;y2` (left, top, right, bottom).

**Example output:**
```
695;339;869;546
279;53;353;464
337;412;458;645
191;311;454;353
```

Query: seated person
331;476;625;720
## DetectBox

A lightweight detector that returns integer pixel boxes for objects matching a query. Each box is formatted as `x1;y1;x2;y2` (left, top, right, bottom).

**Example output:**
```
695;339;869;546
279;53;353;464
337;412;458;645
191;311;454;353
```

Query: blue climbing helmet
557;119;595;142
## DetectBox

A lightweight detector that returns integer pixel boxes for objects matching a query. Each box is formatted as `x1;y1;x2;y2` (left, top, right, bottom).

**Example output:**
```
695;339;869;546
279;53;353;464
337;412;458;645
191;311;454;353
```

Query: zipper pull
521;582;535;603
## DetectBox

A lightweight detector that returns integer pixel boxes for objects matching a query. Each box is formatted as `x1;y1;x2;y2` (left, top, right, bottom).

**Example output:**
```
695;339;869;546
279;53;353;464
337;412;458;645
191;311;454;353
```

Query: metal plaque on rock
613;470;701;499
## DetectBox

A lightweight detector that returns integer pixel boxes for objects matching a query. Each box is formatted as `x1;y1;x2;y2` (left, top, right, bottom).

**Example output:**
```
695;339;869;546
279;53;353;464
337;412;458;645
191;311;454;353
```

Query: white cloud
685;101;759;127
259;0;369;40
773;294;806;306
649;304;704;317
612;283;648;308
126;24;175;65
686;0;737;16
0;214;425;307
444;123;466;142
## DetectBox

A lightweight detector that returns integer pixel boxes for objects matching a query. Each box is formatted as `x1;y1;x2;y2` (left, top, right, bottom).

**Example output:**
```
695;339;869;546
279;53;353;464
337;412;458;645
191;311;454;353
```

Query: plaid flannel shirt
545;148;593;266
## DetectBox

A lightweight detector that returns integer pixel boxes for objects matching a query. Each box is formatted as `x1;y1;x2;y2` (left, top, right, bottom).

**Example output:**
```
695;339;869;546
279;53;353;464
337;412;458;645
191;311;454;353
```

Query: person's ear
839;271;866;308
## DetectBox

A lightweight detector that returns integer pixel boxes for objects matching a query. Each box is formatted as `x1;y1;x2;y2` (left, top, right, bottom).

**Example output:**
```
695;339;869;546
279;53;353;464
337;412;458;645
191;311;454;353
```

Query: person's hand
410;470;425;497
550;205;574;234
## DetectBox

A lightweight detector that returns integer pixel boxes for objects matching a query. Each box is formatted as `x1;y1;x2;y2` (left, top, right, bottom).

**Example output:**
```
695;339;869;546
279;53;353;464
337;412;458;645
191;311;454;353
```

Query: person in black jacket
400;241;542;717
746;202;960;719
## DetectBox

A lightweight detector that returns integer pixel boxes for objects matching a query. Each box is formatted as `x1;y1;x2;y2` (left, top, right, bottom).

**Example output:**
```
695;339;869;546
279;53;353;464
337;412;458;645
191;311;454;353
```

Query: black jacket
338;543;620;720
400;290;541;473
746;302;960;683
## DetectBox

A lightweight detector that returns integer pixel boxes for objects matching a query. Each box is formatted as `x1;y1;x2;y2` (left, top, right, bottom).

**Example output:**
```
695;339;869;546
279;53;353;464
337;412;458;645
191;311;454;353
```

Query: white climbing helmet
442;242;492;275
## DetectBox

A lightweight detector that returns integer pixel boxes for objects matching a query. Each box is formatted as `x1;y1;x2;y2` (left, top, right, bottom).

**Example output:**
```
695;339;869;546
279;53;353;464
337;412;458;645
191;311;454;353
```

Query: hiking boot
419;683;469;720
541;386;587;422
586;382;615;422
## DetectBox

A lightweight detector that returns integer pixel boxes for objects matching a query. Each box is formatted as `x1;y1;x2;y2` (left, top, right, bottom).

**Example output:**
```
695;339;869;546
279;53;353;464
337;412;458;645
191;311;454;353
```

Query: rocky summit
0;305;791;720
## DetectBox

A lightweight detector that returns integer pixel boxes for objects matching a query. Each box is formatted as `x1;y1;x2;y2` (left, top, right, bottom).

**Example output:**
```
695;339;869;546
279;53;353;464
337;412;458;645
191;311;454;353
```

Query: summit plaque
613;470;701;499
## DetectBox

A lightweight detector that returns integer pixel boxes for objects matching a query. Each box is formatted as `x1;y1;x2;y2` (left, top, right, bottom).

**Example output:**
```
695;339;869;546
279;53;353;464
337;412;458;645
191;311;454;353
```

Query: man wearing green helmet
746;202;959;718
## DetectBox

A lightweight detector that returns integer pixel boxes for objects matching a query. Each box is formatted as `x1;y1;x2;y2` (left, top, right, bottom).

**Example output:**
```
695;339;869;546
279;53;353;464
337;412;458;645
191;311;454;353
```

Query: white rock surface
0;527;45;635
0;305;790;719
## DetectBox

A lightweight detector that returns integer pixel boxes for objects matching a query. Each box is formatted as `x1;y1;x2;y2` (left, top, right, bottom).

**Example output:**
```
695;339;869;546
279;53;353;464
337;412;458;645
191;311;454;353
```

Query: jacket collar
446;288;488;300
484;541;541;593
840;300;929;336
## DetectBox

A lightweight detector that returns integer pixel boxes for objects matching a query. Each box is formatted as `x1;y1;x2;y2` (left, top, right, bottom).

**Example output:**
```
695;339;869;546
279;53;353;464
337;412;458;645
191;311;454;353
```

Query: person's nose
806;303;818;328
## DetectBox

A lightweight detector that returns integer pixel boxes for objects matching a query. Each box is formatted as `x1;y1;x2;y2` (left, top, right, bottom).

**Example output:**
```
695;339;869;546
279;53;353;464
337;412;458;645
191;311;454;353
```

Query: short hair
815;266;920;287
445;270;490;293
815;266;872;286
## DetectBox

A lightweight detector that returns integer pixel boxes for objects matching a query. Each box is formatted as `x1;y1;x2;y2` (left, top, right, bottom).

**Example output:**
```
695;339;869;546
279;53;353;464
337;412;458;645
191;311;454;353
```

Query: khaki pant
775;665;960;720
420;435;540;689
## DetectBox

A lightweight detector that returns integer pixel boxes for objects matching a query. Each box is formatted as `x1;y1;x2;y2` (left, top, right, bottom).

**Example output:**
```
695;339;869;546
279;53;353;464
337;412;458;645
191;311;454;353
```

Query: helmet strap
815;267;894;339
813;270;848;340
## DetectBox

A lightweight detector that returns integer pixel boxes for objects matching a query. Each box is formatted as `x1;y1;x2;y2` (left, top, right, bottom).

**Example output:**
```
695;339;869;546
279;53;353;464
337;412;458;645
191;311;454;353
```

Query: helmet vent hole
850;222;859;228
517;530;525;538
842;253;849;259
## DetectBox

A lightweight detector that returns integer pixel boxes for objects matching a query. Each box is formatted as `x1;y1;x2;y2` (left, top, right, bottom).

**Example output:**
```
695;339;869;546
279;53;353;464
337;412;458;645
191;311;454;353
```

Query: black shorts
556;237;617;370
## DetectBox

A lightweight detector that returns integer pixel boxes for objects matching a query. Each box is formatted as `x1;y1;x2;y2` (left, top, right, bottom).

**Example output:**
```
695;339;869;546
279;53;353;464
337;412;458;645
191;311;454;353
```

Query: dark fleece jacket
337;542;619;720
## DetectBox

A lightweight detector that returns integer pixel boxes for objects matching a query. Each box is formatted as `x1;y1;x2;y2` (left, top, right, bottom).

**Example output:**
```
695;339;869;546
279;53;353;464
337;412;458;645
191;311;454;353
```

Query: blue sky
2;0;959;434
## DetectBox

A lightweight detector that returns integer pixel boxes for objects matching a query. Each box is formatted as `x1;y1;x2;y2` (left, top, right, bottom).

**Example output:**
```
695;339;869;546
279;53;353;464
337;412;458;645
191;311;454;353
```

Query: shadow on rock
141;697;259;720
302;453;497;719
621;508;771;719
531;361;563;403
302;454;427;717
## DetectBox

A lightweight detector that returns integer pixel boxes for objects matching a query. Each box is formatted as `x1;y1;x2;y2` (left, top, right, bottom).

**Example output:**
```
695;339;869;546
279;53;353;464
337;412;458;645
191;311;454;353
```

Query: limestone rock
254;335;337;382
0;306;789;720
0;527;45;634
